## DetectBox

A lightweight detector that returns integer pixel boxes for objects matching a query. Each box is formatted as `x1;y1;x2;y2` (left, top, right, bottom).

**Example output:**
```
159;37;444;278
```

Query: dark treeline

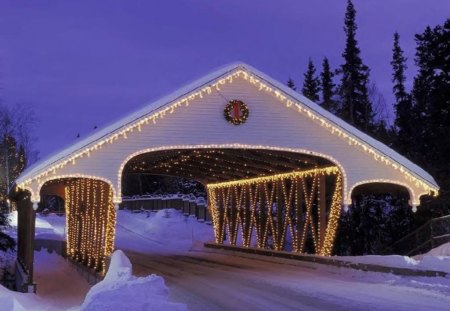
289;0;450;255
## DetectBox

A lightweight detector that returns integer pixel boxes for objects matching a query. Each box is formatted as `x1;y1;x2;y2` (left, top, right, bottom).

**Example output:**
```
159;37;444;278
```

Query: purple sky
0;0;449;160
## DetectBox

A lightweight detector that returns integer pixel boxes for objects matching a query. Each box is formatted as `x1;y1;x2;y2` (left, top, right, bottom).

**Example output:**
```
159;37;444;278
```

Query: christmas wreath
224;100;249;125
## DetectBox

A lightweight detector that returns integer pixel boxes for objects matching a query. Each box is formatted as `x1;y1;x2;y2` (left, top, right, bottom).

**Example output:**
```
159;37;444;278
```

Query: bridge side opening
121;148;343;256
336;182;414;256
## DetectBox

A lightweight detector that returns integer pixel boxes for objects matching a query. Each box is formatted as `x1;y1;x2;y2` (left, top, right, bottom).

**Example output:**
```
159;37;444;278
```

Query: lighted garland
207;166;342;256
18;67;438;205
65;178;116;272
224;100;249;125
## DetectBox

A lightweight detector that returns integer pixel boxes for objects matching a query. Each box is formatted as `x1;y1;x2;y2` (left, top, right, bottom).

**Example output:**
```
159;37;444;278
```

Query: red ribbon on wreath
232;100;241;120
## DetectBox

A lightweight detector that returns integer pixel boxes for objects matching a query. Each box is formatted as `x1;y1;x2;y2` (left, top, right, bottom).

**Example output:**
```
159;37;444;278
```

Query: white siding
25;76;431;206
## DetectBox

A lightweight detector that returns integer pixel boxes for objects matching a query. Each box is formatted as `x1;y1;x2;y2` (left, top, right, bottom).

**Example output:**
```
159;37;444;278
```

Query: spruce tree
287;77;296;90
391;32;413;155
391;33;408;102
320;57;338;113
410;19;450;216
302;59;320;102
338;0;374;132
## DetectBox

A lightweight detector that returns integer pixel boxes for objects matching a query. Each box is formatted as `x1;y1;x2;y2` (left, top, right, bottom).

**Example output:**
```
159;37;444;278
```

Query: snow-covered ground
1;209;450;310
80;249;187;311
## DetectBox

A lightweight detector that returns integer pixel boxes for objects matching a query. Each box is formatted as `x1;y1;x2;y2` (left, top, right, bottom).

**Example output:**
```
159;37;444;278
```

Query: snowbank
80;250;187;311
411;242;450;274
0;285;47;311
422;242;450;257
339;242;450;274
0;286;28;311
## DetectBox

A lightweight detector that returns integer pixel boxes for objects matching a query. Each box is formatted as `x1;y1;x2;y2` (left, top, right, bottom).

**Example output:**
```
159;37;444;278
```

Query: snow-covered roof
17;62;439;192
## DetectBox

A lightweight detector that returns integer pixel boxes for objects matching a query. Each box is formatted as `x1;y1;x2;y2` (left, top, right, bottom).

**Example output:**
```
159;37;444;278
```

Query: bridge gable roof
16;63;439;193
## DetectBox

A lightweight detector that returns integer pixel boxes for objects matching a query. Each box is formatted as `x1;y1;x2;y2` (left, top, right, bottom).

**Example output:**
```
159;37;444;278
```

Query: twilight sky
0;0;449;161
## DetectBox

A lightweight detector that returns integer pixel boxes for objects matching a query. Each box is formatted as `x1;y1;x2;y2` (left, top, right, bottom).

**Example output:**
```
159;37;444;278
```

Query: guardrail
386;214;450;256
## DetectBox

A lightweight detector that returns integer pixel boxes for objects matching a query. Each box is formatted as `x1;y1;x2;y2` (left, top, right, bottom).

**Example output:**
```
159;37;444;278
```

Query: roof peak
17;62;438;193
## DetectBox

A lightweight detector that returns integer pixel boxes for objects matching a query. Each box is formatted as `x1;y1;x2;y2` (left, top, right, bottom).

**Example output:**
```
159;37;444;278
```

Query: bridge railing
120;194;211;222
387;214;450;256
34;238;104;285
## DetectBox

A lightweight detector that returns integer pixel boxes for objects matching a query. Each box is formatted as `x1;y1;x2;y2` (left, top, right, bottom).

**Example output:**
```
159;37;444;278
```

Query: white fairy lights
207;166;342;256
347;179;427;207
65;178;116;272
118;144;349;202
16;67;438;205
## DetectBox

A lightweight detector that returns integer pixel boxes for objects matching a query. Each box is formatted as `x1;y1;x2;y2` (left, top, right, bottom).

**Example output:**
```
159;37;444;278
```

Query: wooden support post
258;183;266;248
318;174;327;251
217;188;225;244
15;191;37;293
295;178;303;252
276;180;283;251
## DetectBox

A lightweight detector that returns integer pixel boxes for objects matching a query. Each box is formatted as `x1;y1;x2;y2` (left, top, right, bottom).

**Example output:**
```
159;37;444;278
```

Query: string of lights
64;178;116;272
18;68;437;204
207;166;342;256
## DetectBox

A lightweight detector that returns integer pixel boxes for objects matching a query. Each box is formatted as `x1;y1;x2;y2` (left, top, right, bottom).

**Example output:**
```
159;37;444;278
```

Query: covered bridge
11;63;439;292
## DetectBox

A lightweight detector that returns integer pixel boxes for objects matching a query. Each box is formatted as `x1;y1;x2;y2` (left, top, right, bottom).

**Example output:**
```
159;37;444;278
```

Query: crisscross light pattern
207;166;342;256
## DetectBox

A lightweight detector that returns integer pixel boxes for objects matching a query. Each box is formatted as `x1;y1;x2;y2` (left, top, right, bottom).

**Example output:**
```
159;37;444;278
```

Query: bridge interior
123;148;342;256
123;148;333;184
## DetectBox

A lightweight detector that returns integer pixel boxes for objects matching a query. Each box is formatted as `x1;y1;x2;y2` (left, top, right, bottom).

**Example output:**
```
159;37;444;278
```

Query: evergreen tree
391;33;408;103
302;58;320;102
410;19;450;216
335;194;413;255
337;0;374;132
391;32;413;155
287;77;296;91
320;57;338;113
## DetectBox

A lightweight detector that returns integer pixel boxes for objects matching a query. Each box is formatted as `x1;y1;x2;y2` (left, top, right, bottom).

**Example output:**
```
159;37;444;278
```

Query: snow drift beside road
421;242;450;257
0;286;28;311
80;250;187;311
339;242;450;274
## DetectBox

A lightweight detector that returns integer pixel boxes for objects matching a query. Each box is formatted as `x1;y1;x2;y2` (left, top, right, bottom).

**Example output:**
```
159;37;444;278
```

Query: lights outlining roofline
16;67;438;200
19;174;119;204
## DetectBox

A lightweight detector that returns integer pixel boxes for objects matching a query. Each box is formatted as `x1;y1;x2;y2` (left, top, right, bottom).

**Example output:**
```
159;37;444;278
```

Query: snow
0;285;32;311
80;250;187;311
16;63;438;191
411;242;450;274
421;242;450;257
115;209;214;253
2;210;450;310
0;250;91;311
7;212;65;241
336;242;450;274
